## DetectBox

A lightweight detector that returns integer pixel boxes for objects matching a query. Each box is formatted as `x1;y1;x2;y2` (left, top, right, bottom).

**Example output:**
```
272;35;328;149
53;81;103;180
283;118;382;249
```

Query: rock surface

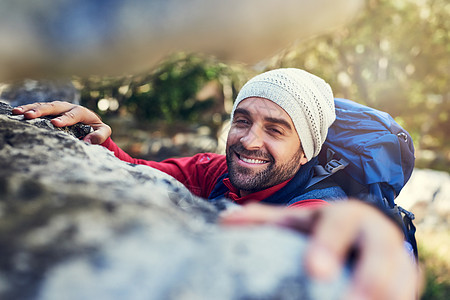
0;101;349;299
396;168;450;231
0;79;80;107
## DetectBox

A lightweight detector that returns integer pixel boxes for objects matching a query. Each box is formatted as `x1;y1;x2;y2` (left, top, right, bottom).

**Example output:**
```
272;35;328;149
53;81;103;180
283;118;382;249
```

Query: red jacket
101;137;327;208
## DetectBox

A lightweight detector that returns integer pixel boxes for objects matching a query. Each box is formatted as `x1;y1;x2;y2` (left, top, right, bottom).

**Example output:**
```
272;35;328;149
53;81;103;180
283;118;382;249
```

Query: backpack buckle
398;206;415;220
397;132;408;143
324;158;348;174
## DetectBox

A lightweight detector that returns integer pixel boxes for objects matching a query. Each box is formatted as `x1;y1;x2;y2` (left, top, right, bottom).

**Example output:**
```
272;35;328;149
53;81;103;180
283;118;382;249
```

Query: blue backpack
309;98;417;257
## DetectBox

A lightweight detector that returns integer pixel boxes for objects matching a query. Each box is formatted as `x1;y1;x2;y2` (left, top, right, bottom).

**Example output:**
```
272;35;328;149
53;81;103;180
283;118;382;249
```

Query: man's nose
240;125;264;150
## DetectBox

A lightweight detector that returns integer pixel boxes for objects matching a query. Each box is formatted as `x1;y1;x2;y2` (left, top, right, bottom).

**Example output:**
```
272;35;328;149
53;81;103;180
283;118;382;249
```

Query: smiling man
210;68;346;207
226;97;307;195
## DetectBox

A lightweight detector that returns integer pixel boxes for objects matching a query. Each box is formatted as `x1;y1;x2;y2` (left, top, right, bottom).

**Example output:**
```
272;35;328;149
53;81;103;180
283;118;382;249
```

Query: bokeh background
0;0;448;298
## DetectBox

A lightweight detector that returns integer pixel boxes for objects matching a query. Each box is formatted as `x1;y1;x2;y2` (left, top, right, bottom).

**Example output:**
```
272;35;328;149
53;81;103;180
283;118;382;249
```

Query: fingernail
308;245;339;280
84;137;92;144
12;107;23;115
50;118;62;127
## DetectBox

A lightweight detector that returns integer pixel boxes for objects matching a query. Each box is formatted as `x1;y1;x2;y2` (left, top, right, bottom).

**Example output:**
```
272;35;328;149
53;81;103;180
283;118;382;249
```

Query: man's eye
269;128;282;135
234;119;250;125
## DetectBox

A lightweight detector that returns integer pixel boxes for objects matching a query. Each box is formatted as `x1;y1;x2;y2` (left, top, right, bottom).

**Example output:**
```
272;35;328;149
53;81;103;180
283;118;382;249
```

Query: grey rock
0;102;91;139
0;102;350;299
396;168;450;230
0;79;80;107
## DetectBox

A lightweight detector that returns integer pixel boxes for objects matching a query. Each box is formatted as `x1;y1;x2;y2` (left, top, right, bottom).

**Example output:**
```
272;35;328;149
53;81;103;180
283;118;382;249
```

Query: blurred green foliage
76;0;449;170
126;54;231;124
418;233;450;300
76;53;250;129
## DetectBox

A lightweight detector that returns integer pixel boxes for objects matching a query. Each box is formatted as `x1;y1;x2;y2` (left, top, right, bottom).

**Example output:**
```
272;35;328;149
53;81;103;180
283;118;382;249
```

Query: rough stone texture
396;169;450;231
0;101;349;300
0;79;80;107
0;102;91;139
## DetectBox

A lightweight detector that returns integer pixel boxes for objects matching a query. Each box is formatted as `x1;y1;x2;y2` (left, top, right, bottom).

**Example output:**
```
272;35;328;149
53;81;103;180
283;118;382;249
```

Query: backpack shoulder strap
305;148;349;191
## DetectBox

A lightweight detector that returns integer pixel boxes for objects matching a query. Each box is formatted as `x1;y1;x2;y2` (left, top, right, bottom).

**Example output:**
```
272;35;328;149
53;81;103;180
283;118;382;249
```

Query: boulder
0;101;349;299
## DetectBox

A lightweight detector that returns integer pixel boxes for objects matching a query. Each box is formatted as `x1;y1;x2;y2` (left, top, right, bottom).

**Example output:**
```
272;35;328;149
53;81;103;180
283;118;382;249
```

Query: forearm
100;137;215;198
100;137;155;166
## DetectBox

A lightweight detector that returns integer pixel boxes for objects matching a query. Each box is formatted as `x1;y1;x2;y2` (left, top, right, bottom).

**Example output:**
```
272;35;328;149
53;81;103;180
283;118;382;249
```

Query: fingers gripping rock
1;101;92;139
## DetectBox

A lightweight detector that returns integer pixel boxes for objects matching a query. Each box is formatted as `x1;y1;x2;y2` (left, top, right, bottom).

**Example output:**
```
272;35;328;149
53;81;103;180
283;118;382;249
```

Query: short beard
226;142;303;194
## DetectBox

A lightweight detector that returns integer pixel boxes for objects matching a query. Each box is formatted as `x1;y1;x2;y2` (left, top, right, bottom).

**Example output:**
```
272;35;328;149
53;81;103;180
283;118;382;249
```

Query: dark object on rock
0;101;349;299
0;102;91;139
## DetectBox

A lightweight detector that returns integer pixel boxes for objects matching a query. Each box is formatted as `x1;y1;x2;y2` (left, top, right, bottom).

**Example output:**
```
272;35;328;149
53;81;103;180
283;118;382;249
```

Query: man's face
226;97;308;196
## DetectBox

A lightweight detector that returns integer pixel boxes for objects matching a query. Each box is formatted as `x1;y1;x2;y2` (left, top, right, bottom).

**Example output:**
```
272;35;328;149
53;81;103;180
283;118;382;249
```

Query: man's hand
12;101;111;144
220;201;422;300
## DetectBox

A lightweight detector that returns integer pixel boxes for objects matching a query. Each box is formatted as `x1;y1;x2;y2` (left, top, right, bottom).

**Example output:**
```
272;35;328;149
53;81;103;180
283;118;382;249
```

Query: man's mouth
236;152;269;165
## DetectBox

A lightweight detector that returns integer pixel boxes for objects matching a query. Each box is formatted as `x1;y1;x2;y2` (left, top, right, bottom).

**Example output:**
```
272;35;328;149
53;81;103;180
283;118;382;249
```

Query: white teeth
240;156;267;164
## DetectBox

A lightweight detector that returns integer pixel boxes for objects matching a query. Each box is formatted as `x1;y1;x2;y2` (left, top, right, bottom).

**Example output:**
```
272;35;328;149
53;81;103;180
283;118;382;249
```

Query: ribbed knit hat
231;68;335;161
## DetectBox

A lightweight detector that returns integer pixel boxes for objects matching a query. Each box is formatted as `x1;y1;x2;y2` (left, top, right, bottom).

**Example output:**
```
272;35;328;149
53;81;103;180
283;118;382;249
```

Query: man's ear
299;153;308;166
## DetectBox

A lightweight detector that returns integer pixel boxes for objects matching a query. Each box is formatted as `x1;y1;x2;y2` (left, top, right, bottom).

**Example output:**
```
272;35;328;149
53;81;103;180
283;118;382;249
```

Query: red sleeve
101;137;227;198
287;199;329;209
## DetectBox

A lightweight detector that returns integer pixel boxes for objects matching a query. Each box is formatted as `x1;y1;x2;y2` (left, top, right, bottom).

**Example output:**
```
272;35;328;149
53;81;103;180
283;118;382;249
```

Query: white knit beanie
231;68;335;161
